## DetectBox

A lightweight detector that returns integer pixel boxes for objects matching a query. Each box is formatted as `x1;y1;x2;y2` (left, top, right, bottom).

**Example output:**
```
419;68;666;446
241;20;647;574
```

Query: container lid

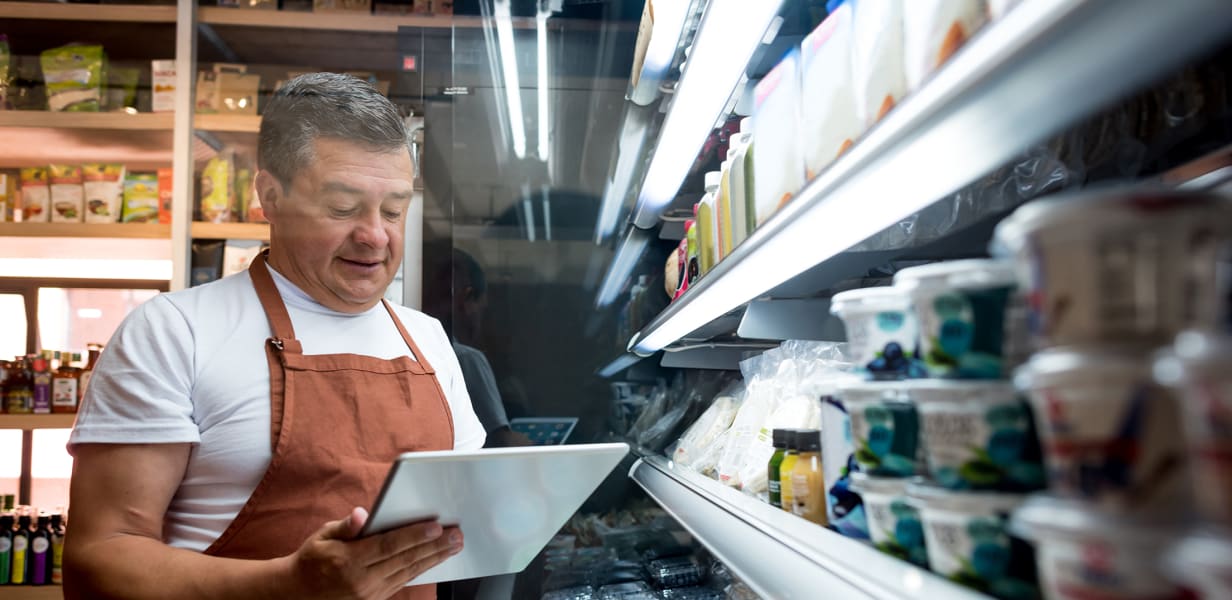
739;117;752;133
991;186;1230;256
837;380;905;400
795;429;821;452
901;379;1015;396
1154;330;1232;387
849;471;910;496
772;428;793;448
830;285;910;315
1009;495;1183;545
905;480;1025;515
704;171;721;190
1165;528;1232;581
892;259;1017;292
1014;347;1149;391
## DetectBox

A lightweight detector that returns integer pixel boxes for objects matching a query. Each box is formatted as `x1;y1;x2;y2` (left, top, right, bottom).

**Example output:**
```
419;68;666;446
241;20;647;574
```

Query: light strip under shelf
630;0;1232;355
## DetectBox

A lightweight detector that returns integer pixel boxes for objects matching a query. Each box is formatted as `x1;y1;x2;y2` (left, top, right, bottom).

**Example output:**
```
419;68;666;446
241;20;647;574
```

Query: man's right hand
284;507;464;600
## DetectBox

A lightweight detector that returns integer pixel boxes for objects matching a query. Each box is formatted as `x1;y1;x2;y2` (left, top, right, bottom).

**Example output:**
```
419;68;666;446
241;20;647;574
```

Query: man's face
262;137;414;314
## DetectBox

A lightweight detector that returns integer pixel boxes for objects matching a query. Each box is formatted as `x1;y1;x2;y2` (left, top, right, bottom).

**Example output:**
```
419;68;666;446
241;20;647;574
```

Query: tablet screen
509;417;578;445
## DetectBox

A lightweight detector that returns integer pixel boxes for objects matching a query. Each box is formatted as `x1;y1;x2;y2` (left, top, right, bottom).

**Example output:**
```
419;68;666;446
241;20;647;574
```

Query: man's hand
283;507;464;600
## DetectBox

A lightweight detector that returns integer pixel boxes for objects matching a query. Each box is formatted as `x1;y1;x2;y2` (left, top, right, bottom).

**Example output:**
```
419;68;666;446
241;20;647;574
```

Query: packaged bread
903;0;989;90
851;0;907;127
121;173;159;223
19;167;49;222
83;163;125;223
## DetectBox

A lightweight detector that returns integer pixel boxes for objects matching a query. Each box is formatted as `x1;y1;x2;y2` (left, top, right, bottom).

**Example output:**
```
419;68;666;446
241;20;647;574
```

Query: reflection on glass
37;288;160;352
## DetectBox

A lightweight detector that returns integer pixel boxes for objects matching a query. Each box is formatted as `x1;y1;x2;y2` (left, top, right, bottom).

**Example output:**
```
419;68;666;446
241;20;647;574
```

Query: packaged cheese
800;2;860;180
19;167;50;223
751;50;806;227
903;0;988;90
851;0;907;127
121;173;160;223
83;164;125;224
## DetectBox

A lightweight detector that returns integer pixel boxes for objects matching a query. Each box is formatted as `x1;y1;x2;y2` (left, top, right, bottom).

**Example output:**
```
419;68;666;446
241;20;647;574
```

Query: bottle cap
704;171;721;190
772;428;793;449
33;358;47;372
796;429;822;452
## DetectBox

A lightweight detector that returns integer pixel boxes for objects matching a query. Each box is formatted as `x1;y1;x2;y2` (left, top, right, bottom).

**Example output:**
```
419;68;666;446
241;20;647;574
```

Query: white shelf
630;455;990;600
626;0;1232;355
0;1;175;22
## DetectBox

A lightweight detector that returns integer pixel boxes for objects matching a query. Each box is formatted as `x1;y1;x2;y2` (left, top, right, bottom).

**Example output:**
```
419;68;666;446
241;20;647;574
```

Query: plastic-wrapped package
658;586;723;599
715;350;784;487
597;581;658;600
851;0;906;127
673;382;744;468
627;384;669;443
647;555;706;589
800;2;860;179
902;0;988;91
542;586;596;600
689;428;733;477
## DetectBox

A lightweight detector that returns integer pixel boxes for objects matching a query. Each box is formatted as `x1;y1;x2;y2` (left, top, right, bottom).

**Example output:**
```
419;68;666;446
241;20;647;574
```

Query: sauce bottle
80;343;102;402
0;514;12;584
50;513;65;585
11;513;29;585
767;428;792;508
778;430;800;512
29;514;50;585
31;356;52;414
5;357;33;414
791;429;827;525
52;356;79;414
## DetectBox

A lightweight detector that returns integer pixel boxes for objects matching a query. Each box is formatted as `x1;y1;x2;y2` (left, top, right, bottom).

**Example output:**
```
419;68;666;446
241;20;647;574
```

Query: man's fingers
382;542;463;592
355;520;445;566
371;526;461;577
317;507;368;542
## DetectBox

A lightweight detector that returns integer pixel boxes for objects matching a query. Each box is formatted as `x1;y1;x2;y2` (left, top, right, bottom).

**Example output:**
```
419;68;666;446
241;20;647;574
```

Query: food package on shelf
197;64;260;115
41;45;106;112
157;168;173;224
715;352;782;488
19;167;50;222
107;66;140;112
313;0;371;12
0;35;11;109
902;0;989;90
987;0;1020;19
851;0;906;127
0;173;11;221
121;173;160;223
83;163;125;223
200;154;236;223
751;50;806;228
800;1;860;180
223;240;264;278
673;382;744;469
152;60;176;113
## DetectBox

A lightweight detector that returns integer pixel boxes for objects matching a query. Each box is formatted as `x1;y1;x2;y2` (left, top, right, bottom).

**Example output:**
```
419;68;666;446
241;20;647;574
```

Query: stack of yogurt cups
992;186;1232;600
831;255;1045;599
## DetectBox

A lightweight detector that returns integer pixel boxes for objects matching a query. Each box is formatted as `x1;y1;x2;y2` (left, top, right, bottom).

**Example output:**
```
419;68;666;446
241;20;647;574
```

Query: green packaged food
40;45;106;112
122;173;159;223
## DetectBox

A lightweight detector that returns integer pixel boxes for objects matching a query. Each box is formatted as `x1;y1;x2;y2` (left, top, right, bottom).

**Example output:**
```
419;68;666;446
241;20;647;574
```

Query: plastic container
907;483;1038;599
1164;528;1232;599
646;555;706;589
849;473;927;566
894;259;1024;379
904;380;1044;492
830;286;921;380
820;390;871;540
839;382;920;477
1016;348;1188;512
1011;496;1184;600
1154;330;1232;525
992;188;1232;347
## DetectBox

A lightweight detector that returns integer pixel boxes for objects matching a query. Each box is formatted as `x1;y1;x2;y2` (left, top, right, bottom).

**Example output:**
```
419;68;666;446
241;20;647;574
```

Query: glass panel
31;429;72;511
37;287;160;352
0;293;28;358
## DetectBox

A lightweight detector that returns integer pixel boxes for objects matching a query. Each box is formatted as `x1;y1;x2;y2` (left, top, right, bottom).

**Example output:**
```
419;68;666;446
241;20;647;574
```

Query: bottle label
6;389;33;413
0;537;10;553
53;378;79;407
32;537;49;554
12;536;27;584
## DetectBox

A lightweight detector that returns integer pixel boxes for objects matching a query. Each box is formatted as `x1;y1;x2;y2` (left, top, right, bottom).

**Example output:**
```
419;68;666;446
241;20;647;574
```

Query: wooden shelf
194;114;261;134
0;1;175;23
0;223;170;239
6;586;63;599
0;414;77;430
192;222;270;241
0;111;173;131
197;6;521;32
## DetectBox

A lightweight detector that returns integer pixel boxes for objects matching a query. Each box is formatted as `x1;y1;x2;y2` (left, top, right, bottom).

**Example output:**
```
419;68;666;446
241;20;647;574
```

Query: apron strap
249;251;298;342
381;299;436;373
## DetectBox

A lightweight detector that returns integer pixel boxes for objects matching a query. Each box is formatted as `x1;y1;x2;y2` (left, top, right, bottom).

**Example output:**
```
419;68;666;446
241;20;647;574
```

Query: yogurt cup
820;389;871;540
850;472;927;567
904;380;1045;492
992;187;1232;347
907;482;1038;599
894;259;1025;379
1016;348;1188;512
1154;330;1232;525
839;382;921;477
1164;528;1232;599
1011;496;1185;600
831;286;922;380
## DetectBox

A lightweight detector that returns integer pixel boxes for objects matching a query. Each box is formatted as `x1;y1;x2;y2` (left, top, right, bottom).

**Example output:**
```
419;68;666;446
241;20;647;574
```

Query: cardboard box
152;59;176;113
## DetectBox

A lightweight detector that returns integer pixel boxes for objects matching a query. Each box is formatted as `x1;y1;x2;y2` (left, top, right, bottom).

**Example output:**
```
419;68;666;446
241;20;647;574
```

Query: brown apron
204;256;455;600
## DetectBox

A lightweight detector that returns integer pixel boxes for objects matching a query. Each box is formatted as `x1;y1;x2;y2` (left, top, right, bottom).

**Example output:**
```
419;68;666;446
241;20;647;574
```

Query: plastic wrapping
673;381;744;468
647;555;706;589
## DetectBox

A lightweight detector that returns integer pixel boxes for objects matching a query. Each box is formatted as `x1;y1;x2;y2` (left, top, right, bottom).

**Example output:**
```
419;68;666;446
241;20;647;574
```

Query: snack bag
83;163;125;223
19;167;50;222
121;173;160;223
199;156;234;223
49;164;85;223
40;45;106;112
157;168;173;224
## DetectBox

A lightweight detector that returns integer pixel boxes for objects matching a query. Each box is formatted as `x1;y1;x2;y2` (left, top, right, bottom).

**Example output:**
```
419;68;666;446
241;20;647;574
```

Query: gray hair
258;72;410;187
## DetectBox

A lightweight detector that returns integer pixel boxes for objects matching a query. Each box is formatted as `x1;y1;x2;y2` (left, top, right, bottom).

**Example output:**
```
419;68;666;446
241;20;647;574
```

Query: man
64;73;486;600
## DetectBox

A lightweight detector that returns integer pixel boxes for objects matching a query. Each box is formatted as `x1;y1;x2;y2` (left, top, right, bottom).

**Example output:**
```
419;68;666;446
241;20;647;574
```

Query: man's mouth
339;257;383;268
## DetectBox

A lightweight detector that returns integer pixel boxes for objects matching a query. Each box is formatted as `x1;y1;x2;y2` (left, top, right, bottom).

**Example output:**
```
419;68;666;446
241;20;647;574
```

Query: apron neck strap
249;251;298;342
381;299;433;370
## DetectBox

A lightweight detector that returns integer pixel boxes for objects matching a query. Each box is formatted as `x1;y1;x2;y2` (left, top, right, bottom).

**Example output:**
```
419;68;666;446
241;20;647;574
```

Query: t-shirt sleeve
68;295;201;452
453;344;510;434
425;323;486;451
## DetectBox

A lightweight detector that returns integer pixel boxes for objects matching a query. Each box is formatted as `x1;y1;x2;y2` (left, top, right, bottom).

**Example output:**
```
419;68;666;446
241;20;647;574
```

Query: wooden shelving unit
191;222;270;241
0;223;170;239
194;114;262;134
0;1;175;23
0;414;77;430
197;5;520;32
7;587;64;600
0;111;174;131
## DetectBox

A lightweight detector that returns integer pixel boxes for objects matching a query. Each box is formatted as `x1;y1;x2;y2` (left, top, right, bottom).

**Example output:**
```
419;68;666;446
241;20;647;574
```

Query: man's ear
254;170;284;224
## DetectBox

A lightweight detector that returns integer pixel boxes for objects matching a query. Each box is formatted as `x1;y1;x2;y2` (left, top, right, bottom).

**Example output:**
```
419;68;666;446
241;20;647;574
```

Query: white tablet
359;442;630;585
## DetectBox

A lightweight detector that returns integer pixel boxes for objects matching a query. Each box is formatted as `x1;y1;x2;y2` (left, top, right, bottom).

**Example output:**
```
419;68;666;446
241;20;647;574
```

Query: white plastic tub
830;286;919;380
850;472;927;566
1164;528;1232;599
894;259;1024;379
1012;496;1183;600
992;188;1232;347
839;381;920;477
904;379;1044;492
1016;348;1188;512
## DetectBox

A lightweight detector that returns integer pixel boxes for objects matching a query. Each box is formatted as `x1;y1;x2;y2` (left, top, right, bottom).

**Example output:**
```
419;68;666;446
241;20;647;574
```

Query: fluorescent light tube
536;7;550;161
595;227;652;308
635;0;784;219
495;0;527;159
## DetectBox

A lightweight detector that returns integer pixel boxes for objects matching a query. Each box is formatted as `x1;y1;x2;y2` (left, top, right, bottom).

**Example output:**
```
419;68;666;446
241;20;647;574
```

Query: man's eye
330;207;359;218
382;210;402;220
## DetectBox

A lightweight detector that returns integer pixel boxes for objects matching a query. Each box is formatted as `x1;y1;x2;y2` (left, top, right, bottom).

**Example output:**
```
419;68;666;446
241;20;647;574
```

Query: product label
920;508;1015;589
12;536;26;584
918;399;1040;490
848;399;919;476
33;375;52;413
843;309;920;378
1188;379;1232;522
52;378;78;408
32;537;48;554
821;397;870;539
6;389;33;413
915;286;1014;379
864;493;927;567
1038;539;1181;599
0;538;10;553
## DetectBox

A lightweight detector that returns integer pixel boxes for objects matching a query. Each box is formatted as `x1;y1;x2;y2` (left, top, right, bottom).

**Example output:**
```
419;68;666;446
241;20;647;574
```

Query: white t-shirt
69;265;486;552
